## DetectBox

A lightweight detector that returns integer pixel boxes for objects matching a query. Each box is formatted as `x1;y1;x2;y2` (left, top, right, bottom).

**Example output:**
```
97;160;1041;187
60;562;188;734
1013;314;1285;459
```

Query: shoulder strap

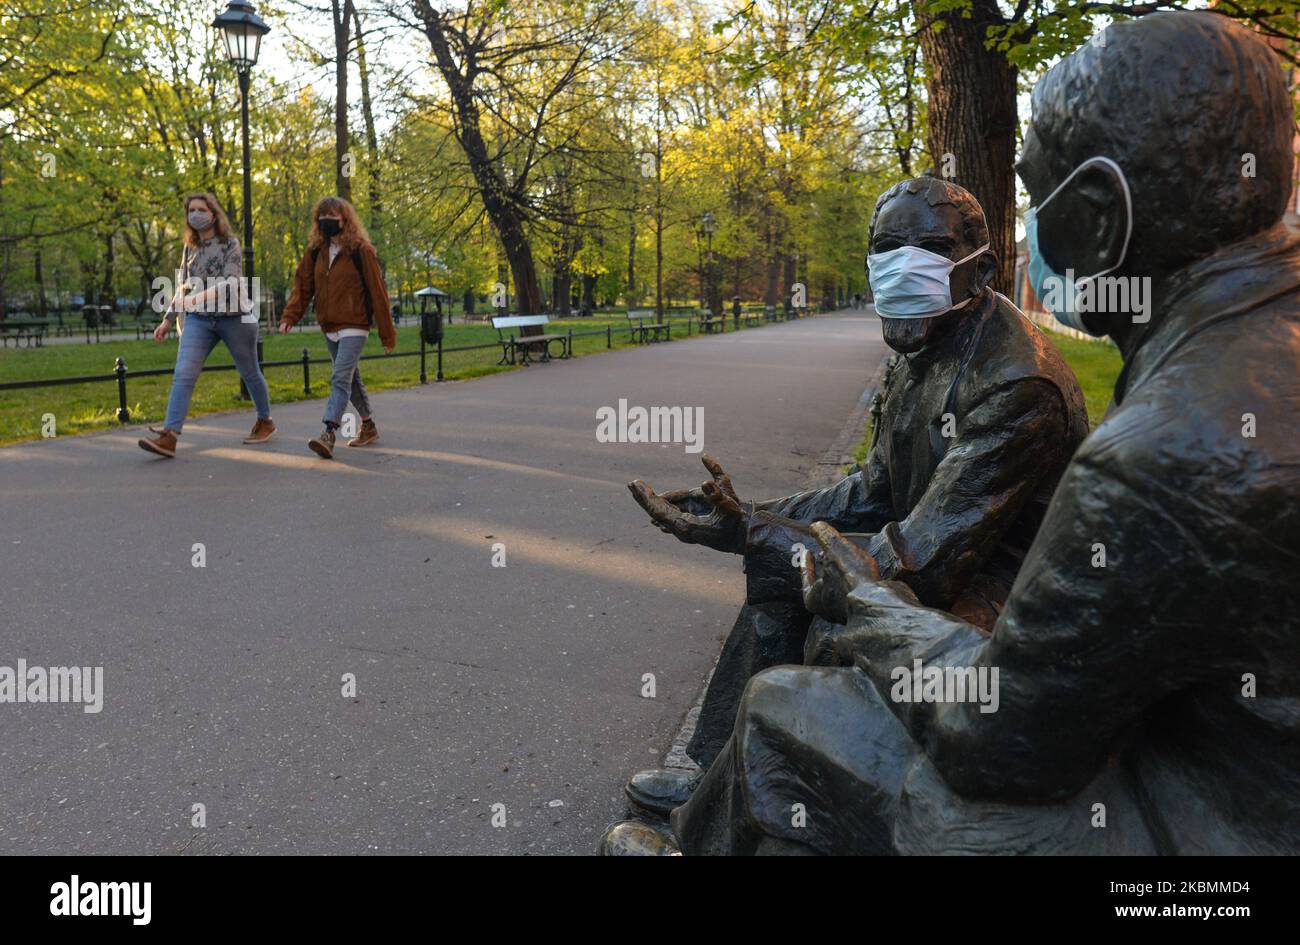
304;247;321;316
352;249;374;325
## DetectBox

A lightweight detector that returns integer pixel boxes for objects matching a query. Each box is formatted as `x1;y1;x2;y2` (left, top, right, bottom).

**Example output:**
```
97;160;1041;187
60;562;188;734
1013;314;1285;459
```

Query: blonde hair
183;192;235;248
307;196;371;253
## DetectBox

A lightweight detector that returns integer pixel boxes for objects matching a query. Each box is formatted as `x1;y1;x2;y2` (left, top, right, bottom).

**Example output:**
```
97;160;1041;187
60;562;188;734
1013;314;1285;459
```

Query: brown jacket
281;241;396;347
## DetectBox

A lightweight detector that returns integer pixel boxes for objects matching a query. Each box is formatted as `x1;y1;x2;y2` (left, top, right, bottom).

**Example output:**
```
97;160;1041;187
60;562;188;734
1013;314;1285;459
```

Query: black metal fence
0;307;815;424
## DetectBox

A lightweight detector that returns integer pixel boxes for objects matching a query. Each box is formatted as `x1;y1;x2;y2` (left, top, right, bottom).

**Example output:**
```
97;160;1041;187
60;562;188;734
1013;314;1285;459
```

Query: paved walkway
0;311;887;854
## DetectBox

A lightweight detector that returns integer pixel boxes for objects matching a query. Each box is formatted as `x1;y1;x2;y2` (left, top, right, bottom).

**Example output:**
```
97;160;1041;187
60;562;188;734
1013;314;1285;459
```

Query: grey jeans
164;315;270;433
323;335;372;427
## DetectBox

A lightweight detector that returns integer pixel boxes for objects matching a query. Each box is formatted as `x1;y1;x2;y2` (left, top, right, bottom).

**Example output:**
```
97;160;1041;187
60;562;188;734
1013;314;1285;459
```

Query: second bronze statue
618;177;1088;820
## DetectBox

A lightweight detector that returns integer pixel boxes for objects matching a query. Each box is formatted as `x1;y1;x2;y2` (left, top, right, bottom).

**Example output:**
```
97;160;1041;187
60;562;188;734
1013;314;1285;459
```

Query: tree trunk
0;244;9;320
764;257;779;308
916;0;1018;293
0;152;5;320
781;253;796;312
101;231;116;310
34;245;47;319
332;0;353;201
708;246;722;316
554;263;571;316
655;208;664;319
352;4;381;252
499;220;541;314
696;237;705;308
626;216;636;299
653;135;664;319
417;7;542;313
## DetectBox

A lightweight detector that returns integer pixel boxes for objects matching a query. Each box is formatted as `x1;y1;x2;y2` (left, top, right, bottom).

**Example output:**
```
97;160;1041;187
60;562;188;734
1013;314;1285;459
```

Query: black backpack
311;245;373;325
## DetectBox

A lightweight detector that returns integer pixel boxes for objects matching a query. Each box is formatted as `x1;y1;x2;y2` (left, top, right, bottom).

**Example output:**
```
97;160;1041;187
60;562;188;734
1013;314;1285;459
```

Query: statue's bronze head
1018;11;1293;336
868;178;997;353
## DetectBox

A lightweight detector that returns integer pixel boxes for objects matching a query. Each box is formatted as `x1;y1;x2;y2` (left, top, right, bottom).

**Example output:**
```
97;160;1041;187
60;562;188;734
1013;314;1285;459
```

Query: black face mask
319;218;342;238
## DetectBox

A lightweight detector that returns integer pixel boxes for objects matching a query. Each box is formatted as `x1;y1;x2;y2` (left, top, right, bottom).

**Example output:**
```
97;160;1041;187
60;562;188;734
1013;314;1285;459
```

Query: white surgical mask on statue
867;243;989;319
1025;155;1133;333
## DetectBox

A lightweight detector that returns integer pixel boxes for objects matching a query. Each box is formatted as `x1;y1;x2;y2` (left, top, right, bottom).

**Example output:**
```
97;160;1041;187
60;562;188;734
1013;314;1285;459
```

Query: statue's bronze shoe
598;820;681;856
624;767;702;818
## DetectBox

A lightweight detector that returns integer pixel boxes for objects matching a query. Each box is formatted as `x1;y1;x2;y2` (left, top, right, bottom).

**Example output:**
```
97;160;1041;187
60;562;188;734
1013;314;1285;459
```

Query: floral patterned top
170;235;243;317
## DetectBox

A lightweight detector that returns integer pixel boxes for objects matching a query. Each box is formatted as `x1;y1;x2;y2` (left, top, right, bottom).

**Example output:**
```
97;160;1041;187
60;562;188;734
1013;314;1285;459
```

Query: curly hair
182;192;235;248
306;196;372;254
868;178;990;251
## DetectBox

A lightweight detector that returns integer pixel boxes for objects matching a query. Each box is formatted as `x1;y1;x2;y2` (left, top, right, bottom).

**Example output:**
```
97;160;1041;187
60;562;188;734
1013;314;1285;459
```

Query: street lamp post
694;225;706;309
213;1;270;397
701;211;717;317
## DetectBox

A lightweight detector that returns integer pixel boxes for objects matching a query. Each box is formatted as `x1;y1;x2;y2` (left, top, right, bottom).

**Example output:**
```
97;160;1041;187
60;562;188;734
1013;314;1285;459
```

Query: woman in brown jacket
279;197;396;459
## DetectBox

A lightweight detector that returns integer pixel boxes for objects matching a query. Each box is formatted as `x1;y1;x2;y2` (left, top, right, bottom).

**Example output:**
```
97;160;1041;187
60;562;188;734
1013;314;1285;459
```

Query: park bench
134;314;157;340
135;315;180;341
0;321;49;347
742;308;762;327
492;314;570;365
697;308;725;334
625;309;671;344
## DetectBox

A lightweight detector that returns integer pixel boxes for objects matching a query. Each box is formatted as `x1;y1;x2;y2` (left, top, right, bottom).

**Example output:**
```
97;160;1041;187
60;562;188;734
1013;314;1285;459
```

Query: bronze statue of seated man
621;178;1088;817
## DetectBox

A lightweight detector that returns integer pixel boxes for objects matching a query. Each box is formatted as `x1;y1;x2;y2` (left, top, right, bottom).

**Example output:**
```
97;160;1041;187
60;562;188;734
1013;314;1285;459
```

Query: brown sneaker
307;428;336;459
347;418;378;447
139;428;178;458
244;417;276;444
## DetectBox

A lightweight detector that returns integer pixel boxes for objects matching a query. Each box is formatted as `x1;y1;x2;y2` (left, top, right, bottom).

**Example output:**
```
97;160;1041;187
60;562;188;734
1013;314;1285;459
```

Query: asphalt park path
0;311;887;855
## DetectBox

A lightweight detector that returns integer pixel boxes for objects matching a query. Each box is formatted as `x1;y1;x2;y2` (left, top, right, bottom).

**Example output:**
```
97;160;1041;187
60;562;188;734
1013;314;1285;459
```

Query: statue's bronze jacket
745;291;1089;626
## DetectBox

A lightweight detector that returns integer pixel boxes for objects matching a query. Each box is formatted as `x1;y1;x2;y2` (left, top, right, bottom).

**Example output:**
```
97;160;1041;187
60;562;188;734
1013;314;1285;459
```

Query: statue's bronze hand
655;485;712;518
801;521;880;622
627;454;748;553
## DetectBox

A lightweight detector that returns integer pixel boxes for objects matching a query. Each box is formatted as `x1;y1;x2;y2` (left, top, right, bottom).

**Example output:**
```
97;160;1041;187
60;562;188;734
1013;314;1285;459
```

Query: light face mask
188;210;213;232
867;243;989;319
1025;155;1133;333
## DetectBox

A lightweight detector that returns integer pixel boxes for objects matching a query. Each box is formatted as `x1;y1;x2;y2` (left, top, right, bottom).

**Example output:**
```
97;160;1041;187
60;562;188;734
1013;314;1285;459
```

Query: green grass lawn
0;315;1124;449
1043;331;1124;430
851;327;1124;468
0;315;662;445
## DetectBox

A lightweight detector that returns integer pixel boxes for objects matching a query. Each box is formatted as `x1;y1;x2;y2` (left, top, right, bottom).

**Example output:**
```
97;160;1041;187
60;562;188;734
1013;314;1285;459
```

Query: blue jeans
163;315;271;433
323;335;372;428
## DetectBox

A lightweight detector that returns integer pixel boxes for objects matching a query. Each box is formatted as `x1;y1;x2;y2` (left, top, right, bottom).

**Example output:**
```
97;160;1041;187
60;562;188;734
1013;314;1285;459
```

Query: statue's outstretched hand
801;521;880;623
628;454;748;554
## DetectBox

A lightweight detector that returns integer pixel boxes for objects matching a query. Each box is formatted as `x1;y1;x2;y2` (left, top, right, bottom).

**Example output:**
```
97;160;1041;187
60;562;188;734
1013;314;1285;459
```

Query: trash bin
420;309;443;345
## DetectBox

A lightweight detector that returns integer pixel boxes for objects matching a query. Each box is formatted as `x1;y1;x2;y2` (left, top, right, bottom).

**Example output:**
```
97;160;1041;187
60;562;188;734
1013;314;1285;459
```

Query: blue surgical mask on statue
1026;155;1133;334
867;243;989;319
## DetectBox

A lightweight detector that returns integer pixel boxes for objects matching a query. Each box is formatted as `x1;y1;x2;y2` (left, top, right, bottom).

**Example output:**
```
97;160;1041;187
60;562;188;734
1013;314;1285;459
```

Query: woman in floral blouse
139;192;275;458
